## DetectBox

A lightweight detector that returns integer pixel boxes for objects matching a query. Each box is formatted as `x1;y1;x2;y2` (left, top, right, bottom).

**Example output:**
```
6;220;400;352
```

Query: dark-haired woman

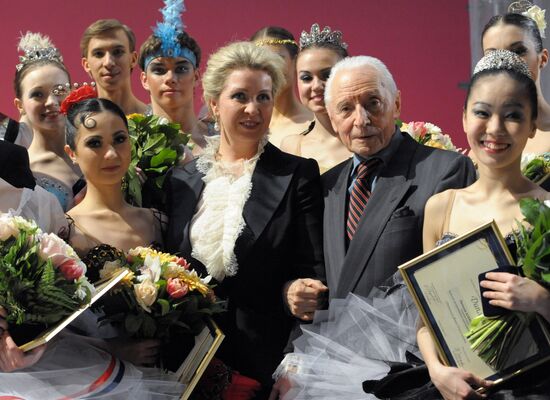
280;24;352;174
0;93;183;399
251;26;313;148
481;7;550;188
419;50;550;400
13;32;82;211
139;30;208;154
63;96;164;261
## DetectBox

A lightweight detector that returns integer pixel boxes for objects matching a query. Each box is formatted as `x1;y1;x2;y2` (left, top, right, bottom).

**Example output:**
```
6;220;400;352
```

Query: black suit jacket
0;140;35;189
166;143;324;389
323;132;476;299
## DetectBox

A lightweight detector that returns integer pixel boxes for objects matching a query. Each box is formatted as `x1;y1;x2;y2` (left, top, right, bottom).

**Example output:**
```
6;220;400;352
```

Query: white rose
524;6;547;38
163;262;186;279
134;278;158;312
0;214;19;241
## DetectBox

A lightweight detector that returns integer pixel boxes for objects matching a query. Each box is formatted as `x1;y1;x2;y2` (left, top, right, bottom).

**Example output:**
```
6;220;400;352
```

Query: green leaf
150;148;177;168
157;298;170;316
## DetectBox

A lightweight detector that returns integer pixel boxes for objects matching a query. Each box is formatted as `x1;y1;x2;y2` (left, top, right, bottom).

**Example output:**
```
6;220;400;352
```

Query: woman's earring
214;118;220;132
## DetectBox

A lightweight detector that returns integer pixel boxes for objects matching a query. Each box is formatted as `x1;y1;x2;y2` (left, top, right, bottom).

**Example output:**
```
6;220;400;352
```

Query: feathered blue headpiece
144;0;197;69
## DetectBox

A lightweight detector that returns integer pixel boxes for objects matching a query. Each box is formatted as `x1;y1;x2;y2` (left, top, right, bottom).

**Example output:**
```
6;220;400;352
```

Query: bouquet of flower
0;213;94;342
99;246;222;340
521;153;550;185
465;198;550;369
399;121;461;152
124;114;191;207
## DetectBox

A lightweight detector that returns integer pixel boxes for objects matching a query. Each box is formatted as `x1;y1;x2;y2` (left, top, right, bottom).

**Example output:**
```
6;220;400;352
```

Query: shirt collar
351;126;404;175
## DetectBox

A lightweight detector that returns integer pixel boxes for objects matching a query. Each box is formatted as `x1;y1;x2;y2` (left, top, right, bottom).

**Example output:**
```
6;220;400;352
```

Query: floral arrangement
0;213;94;334
465;198;550;369
99;246;222;340
399;121;460;152
521;153;550;185
124;114;191;208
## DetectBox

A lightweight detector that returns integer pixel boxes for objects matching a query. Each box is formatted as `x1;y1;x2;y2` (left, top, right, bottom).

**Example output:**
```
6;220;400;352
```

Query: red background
0;0;471;148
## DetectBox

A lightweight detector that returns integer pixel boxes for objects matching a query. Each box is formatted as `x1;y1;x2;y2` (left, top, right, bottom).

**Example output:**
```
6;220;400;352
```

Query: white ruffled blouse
189;135;267;282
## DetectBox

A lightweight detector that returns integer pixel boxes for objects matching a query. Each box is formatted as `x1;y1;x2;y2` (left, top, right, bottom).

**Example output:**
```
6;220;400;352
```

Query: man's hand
283;279;328;321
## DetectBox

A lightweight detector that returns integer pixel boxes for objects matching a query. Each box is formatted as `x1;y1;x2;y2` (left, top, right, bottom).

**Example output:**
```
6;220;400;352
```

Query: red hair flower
60;85;97;115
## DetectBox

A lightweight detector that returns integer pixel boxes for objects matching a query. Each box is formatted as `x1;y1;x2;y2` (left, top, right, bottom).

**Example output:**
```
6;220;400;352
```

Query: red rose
59;258;85;281
60;85;98;115
175;257;190;270
166;278;189;299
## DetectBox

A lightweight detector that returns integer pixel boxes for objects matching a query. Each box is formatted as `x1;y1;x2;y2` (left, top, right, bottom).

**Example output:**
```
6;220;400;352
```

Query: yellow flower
424;139;446;150
176;270;210;296
126;113;145;120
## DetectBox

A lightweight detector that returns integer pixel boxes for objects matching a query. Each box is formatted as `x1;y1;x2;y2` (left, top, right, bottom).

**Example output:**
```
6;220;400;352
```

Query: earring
213;118;220;132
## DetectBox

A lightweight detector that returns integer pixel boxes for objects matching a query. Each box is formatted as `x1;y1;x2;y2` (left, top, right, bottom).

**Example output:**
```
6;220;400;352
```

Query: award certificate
399;221;550;382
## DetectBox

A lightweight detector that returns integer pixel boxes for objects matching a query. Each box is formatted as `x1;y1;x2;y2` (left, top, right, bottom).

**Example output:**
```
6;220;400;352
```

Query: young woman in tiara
251;26;313;148
13;32;84;211
419;50;550;400
139;0;208;155
480;1;550;189
280;24;352;174
0;89;184;399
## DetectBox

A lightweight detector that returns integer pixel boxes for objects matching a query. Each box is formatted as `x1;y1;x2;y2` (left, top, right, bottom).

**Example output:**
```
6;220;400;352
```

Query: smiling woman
166;41;326;397
13;32;82;211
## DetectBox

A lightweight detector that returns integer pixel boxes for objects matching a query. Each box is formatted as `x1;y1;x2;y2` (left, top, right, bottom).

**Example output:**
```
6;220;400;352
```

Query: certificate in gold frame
399;221;550;383
178;317;225;399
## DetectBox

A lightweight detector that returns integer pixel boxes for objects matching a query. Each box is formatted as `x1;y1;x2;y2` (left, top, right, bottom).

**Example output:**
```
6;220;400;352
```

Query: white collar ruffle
190;135;267;281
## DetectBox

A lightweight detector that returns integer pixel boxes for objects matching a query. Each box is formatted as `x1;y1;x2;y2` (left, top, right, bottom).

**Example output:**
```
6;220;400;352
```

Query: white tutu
0;335;185;399
275;275;420;399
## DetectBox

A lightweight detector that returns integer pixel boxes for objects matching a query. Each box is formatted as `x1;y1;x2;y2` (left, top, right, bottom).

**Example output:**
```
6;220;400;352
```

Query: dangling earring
214;118;220;132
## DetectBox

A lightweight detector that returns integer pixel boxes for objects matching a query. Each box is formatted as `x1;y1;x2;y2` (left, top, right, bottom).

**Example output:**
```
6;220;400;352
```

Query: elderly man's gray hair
324;56;398;108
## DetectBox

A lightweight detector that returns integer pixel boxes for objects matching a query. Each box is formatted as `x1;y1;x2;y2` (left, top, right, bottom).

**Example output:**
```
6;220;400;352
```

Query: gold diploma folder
399;221;550;383
178;317;224;399
18;269;130;352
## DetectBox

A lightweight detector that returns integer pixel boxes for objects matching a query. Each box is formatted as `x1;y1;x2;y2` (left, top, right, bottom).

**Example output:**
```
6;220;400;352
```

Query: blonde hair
202;41;285;111
80;19;136;57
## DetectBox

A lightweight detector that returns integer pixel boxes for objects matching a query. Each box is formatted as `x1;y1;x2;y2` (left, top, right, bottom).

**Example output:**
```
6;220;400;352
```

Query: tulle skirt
274;277;420;399
0;335;185;399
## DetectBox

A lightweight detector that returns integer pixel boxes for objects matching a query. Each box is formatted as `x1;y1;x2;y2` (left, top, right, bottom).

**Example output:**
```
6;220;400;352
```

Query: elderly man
320;56;476;300
80;19;147;115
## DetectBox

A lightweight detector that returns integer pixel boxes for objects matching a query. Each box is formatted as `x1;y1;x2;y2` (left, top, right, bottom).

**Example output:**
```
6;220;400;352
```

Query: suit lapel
335;136;417;298
324;161;352;289
169;163;205;256
236;144;295;263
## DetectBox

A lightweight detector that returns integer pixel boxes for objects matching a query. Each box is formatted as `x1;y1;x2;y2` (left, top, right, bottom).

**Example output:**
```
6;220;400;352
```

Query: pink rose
175;257;190;270
39;233;72;265
59;259;85;280
411;122;428;139
167;278;189;299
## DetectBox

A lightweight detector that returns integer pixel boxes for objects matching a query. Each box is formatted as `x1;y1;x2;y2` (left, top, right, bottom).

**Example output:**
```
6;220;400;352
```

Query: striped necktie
347;159;380;241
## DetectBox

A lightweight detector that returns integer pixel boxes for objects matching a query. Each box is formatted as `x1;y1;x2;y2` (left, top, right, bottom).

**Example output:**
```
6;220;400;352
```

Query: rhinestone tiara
299;23;348;50
16;32;63;72
473;49;532;78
